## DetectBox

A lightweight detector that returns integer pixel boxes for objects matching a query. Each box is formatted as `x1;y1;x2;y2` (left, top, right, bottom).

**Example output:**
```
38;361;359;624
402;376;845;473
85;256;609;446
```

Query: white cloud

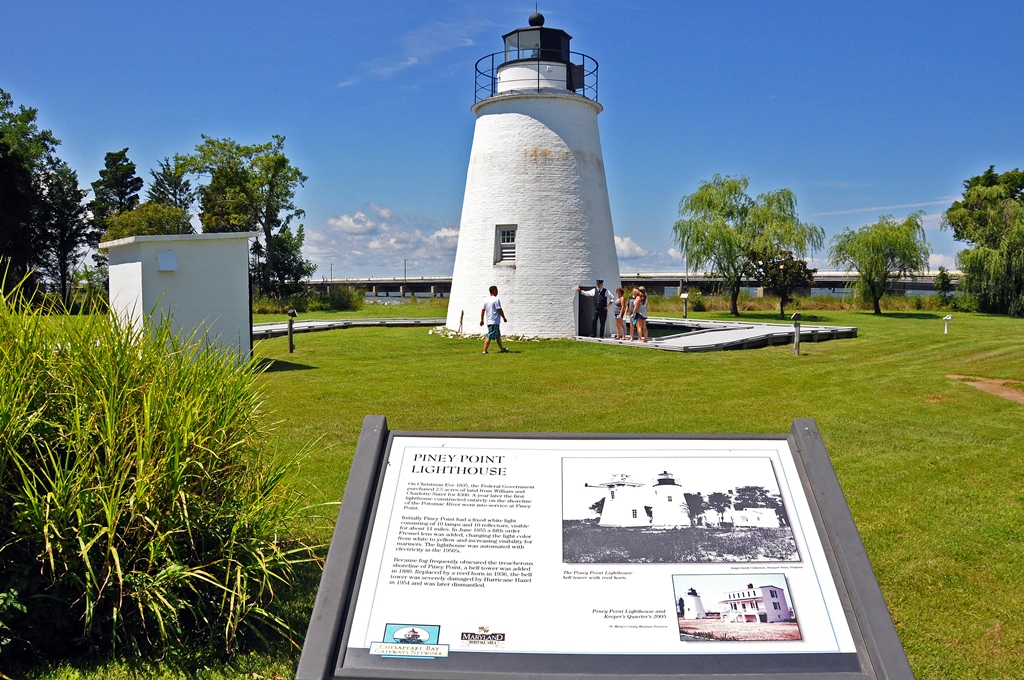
326;211;378;235
615;235;650;259
340;18;492;87
305;203;460;277
667;247;681;260
812;199;956;217
929;253;957;270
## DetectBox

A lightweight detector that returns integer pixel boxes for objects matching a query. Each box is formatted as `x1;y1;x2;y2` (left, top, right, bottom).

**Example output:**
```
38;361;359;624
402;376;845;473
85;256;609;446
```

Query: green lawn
23;307;1024;678
252;297;447;324
254;308;1024;679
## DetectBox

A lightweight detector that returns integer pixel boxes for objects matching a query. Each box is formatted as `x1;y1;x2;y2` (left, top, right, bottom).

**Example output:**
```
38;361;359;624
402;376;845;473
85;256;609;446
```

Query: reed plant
0;279;320;662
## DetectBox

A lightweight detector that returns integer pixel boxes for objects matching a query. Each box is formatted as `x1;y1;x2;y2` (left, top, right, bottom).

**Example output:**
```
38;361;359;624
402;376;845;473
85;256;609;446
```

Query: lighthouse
679;588;708;620
651;471;689;527
445;13;620;338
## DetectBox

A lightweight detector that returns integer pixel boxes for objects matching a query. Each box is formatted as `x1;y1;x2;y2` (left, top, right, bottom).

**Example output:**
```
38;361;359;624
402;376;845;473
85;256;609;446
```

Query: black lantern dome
502;14;572;64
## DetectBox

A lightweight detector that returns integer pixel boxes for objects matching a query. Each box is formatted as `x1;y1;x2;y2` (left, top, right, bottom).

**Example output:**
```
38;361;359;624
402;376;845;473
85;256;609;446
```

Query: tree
103;202;194;241
252;224;316;296
683;492;708;525
90;148;143;230
934;266;953;304
0;88;60;285
829;213;930;314
33;158;95;303
750;249;817;319
180;135;308;296
0;140;36;283
706;491;732;524
673;175;823;316
147;156;195;211
942;166;1024;316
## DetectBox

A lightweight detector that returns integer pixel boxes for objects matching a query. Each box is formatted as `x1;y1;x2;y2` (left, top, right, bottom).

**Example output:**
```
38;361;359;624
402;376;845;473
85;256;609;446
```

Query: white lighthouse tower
446;13;620;338
651;471;689;527
680;588;708;620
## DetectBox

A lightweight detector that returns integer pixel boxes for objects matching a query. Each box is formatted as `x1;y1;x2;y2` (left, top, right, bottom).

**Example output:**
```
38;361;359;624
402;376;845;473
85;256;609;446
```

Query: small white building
100;232;258;355
720;583;793;623
586;474;648;527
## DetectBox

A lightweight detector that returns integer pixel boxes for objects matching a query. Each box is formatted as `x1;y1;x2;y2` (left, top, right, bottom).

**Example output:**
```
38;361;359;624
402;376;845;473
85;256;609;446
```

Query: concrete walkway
252;317;446;340
575;317;857;352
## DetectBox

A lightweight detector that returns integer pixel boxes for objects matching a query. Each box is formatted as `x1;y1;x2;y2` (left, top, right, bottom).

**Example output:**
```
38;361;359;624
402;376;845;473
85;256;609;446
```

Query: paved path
576;317;857;352
252;317;446;339
253;316;857;352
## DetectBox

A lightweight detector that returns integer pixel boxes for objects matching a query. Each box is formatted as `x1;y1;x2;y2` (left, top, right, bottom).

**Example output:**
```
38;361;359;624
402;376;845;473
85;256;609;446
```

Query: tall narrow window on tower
496;226;517;263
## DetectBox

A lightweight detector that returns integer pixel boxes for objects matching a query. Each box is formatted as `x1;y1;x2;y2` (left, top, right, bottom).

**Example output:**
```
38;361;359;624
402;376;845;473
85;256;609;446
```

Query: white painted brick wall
446;92;621;338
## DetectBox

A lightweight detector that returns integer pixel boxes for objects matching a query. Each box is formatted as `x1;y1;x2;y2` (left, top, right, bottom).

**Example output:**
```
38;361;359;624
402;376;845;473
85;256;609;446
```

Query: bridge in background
307;271;959;297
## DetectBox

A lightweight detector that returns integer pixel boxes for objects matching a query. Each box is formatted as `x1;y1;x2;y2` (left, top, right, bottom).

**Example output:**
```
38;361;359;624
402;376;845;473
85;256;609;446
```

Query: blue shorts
487;324;501;340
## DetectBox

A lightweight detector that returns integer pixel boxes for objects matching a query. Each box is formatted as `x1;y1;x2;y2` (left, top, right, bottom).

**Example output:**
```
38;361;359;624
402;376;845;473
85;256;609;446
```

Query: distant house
700;507;781;528
719;583;793;623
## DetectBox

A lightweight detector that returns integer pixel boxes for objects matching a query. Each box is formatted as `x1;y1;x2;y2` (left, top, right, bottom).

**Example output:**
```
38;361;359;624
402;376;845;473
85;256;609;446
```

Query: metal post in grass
287;308;298;353
943;314;951;334
681;291;689;319
791;312;801;355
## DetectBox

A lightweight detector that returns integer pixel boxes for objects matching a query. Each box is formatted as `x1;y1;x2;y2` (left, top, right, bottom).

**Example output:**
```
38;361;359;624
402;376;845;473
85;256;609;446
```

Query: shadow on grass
257;358;317;373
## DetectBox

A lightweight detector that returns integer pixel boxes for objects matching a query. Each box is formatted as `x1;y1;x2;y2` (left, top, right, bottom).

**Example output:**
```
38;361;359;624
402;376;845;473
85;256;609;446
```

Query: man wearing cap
576;279;612;338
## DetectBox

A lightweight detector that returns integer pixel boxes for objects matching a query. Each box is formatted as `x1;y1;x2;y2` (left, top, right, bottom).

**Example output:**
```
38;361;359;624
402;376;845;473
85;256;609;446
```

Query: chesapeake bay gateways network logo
459;625;506;648
369;623;448;658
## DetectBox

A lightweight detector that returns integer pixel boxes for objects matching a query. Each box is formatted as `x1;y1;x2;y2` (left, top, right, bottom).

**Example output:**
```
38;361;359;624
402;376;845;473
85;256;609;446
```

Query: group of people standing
479;280;650;355
578;280;649;342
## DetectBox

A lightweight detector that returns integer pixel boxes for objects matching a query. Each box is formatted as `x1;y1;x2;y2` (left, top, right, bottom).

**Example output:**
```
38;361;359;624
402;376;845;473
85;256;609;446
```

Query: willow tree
942;166;1024;316
828;213;930;314
672;174;823;316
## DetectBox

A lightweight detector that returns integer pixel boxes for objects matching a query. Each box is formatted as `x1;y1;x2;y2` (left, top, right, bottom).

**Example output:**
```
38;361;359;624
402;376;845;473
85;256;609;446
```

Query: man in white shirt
479;285;509;354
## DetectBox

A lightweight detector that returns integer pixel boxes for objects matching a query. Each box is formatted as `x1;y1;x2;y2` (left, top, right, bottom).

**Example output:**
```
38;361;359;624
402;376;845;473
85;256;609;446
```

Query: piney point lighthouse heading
409;452;508;476
446;13;620;339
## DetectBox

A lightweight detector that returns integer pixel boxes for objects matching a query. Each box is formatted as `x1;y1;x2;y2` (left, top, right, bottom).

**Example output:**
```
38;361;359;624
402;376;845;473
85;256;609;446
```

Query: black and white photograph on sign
672;573;801;642
562;457;799;563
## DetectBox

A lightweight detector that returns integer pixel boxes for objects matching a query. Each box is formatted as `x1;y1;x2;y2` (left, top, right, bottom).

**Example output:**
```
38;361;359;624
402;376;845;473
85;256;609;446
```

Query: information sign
297;418;913;680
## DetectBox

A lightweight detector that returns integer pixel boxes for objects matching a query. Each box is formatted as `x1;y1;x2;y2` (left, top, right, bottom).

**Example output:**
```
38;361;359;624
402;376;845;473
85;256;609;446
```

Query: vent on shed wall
495;225;517;263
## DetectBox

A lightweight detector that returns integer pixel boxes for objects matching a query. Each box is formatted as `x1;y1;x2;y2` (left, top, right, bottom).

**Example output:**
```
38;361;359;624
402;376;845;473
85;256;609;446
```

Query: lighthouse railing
474;51;598;103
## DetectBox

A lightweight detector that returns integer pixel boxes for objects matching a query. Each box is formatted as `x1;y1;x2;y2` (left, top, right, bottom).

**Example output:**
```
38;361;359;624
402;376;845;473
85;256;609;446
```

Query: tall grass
0;280;321;662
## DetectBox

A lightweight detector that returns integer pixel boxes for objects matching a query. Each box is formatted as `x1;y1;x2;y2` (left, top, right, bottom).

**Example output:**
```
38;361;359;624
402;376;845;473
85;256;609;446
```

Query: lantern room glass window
504;30;540;61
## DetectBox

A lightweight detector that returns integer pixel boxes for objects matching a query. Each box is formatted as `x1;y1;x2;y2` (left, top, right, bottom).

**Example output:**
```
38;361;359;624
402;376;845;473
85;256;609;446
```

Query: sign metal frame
296;417;913;680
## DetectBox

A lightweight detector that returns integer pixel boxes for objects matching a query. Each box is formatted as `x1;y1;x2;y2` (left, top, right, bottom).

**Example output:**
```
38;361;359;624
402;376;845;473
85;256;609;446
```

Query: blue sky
3;1;1022;277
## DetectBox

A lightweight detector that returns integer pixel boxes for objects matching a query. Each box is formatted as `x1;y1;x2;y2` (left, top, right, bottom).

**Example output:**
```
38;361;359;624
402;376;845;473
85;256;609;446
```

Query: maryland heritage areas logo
369;624;448;658
459;625;506;649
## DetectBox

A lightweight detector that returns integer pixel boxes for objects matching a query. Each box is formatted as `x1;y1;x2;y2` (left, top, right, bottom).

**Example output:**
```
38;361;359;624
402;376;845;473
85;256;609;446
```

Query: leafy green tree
750;249;817;319
102;202;194;241
252;224;316;296
89;148;143;230
0;88;60;285
0;88;59;167
146;156;195;211
673;174;823;316
829;213;930;315
180;135;308;296
942;166;1024;316
934;266;953;304
33;158;96;304
0;140;36;283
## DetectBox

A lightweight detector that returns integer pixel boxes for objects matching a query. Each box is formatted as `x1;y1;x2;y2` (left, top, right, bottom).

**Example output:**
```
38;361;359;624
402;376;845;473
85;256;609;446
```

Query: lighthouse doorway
576;286;593;337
